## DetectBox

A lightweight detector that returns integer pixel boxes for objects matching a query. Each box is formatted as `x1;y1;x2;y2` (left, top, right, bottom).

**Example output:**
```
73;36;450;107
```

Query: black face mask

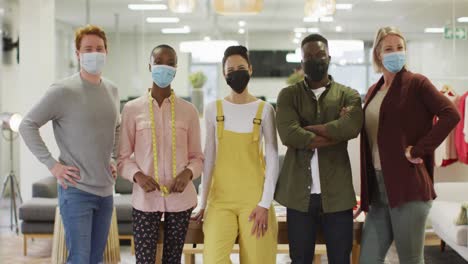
302;58;329;82
226;70;250;94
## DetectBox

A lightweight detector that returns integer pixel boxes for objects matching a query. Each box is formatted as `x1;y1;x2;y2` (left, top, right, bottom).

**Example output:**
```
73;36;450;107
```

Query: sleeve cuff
185;164;200;179
258;200;271;209
199;202;207;210
305;132;316;149
123;167;141;183
410;146;424;158
45;157;58;170
324;123;339;140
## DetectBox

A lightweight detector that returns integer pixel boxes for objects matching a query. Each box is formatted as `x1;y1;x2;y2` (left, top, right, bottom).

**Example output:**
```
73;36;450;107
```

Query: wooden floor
0;234;52;264
0;199;443;264
0;232;442;264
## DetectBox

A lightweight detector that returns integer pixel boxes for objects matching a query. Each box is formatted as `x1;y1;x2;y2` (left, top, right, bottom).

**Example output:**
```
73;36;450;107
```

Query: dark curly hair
149;44;177;63
222;45;250;73
301;34;329;48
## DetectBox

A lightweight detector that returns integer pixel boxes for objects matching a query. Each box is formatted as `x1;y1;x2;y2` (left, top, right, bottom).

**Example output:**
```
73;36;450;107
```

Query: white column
18;0;57;200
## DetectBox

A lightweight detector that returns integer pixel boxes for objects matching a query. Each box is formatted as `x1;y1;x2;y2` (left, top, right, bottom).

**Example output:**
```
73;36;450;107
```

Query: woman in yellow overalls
192;45;279;263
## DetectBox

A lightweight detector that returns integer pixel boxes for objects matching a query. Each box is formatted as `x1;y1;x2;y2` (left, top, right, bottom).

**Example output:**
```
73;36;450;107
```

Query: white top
201;99;279;209
365;89;388;170
310;87;326;194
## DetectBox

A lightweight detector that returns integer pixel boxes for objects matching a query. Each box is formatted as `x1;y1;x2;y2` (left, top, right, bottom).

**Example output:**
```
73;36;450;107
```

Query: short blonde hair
75;24;107;51
372;26;407;73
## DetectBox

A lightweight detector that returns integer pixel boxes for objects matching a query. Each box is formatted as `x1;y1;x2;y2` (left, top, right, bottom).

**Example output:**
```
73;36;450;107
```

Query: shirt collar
303;75;333;90
147;89;176;104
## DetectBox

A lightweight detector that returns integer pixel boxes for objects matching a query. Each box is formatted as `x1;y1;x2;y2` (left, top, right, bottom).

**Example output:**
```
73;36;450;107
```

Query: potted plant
189;71;207;89
286;69;304;86
189;71;207;115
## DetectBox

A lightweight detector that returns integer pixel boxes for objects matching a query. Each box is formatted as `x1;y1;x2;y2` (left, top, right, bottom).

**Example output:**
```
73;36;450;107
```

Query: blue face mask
151;65;176;88
382;51;406;73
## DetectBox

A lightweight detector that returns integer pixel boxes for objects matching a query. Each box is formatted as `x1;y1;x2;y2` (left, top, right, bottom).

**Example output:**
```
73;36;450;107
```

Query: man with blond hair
19;25;120;264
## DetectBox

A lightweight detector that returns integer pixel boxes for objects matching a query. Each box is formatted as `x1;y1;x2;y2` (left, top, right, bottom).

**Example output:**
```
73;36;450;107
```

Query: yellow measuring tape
148;91;177;197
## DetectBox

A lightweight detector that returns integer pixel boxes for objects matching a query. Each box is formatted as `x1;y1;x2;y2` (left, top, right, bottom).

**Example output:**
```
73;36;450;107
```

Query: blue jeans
58;186;113;264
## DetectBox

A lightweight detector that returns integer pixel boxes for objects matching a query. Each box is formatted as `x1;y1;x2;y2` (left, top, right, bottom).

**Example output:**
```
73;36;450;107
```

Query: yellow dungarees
203;100;278;264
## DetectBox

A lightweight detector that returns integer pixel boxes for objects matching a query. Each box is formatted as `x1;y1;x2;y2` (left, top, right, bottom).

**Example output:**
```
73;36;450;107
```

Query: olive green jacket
274;78;363;213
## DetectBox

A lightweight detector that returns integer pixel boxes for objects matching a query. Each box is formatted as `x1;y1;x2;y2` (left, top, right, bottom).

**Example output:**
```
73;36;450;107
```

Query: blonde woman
357;26;460;263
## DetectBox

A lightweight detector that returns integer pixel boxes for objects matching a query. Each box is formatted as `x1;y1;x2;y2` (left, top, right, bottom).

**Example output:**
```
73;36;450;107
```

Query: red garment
455;92;468;164
441;159;458;167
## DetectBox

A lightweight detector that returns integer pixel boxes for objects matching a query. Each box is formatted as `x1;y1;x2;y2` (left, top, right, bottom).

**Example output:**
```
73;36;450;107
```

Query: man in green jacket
275;34;363;264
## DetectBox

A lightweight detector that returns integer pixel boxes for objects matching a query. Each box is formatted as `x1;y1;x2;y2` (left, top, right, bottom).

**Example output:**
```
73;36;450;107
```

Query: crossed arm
276;88;363;150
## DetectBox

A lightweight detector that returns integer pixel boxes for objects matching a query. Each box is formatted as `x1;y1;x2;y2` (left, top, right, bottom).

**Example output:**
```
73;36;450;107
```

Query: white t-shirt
310;87;326;194
201;99;279;209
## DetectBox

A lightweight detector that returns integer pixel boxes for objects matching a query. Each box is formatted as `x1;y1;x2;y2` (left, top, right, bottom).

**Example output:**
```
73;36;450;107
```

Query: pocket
58;187;69;209
58;193;67;208
136;121;151;131
415;162;431;186
135;121;152;145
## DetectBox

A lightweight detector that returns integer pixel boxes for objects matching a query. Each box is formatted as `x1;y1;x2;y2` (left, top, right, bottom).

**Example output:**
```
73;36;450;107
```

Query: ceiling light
303;17;319;23
146;17;180;23
293;38;300;44
424;27;444;33
305;0;336;17
238;28;245;34
335;26;343;32
238;20;246;27
307;27;320;33
457;17;468;23
161;26;190;34
304;16;334;23
203;36;211;41
169;0;196;13
294;27;308;33
214;0;263;15
144;0;164;2
320;16;334;22
295;32;303;38
336;3;352;10
128;4;168;10
374;0;392;2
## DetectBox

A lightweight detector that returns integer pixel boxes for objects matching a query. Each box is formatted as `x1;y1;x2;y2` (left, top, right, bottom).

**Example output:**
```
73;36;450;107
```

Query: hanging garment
465;95;468;143
455;92;468;164
434;89;460;167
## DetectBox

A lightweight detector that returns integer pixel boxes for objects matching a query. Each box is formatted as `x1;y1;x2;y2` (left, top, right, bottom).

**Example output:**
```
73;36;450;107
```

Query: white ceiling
55;0;468;39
